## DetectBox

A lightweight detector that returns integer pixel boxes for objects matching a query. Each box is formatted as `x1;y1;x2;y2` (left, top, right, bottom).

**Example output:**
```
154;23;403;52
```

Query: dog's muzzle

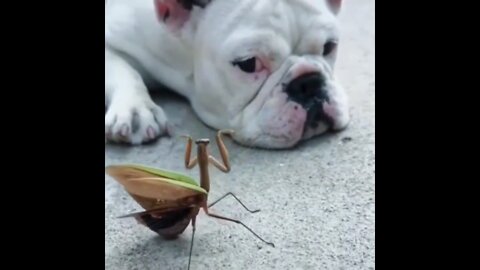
285;72;334;129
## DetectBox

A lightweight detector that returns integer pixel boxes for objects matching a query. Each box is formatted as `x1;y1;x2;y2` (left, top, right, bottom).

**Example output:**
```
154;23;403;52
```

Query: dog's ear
154;0;212;30
327;0;342;15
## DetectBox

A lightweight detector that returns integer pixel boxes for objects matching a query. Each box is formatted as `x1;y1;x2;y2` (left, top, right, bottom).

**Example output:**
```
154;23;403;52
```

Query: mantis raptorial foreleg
181;135;198;169
209;129;234;172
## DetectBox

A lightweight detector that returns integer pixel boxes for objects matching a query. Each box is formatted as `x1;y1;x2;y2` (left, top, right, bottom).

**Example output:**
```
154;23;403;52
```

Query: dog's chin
246;106;336;149
302;122;330;140
229;95;347;149
229;101;305;149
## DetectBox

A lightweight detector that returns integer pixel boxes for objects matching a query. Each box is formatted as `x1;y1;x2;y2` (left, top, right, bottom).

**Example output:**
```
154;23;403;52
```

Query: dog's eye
232;57;258;73
323;41;337;56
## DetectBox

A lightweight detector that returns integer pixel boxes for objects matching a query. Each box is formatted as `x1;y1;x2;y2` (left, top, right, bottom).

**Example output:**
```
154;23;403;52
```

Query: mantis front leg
181;135;198;169
209;129;234;173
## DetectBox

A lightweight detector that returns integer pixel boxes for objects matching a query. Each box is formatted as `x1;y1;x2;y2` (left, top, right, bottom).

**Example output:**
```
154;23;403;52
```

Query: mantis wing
117;164;200;186
123;206;199;239
106;165;207;201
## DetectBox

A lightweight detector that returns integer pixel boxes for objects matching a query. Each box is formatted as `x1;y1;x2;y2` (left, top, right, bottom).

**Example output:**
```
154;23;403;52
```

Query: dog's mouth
297;101;335;141
303;98;334;131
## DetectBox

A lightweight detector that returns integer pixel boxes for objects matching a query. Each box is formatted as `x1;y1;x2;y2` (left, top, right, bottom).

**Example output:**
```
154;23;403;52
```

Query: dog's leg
105;47;169;145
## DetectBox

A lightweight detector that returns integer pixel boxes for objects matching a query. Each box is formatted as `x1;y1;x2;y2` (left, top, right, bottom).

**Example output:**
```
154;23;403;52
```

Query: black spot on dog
131;110;141;134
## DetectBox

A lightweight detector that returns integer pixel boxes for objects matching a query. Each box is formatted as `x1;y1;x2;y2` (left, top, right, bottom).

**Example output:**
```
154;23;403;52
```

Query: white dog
105;0;350;148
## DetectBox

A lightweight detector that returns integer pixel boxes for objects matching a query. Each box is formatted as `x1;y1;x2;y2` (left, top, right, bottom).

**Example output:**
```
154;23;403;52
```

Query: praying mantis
105;129;274;269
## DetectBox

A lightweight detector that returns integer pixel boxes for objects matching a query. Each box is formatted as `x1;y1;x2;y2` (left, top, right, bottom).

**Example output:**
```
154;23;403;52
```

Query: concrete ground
105;0;375;269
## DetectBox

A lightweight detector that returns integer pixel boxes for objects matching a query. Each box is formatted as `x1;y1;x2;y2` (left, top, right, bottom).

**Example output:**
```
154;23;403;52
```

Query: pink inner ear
328;0;342;13
154;0;170;21
330;0;342;6
154;0;192;30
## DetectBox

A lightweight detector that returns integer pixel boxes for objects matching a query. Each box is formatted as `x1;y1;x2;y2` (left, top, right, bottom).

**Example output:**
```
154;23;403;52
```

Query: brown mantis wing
106;165;207;211
119;206;200;239
106;165;206;238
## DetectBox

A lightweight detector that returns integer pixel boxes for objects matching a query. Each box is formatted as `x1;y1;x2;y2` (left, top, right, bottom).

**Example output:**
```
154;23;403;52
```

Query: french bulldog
105;0;350;149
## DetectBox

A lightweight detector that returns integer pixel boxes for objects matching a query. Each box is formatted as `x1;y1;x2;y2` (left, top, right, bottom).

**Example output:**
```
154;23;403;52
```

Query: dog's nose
286;72;333;129
285;72;327;107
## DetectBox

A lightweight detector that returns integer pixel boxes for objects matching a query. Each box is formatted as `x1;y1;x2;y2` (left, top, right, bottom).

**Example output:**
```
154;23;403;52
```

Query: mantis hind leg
208;192;260;213
187;216;196;270
204;210;274;247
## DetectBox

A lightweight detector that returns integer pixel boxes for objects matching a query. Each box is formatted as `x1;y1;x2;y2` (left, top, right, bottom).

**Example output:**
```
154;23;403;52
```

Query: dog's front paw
105;99;170;145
